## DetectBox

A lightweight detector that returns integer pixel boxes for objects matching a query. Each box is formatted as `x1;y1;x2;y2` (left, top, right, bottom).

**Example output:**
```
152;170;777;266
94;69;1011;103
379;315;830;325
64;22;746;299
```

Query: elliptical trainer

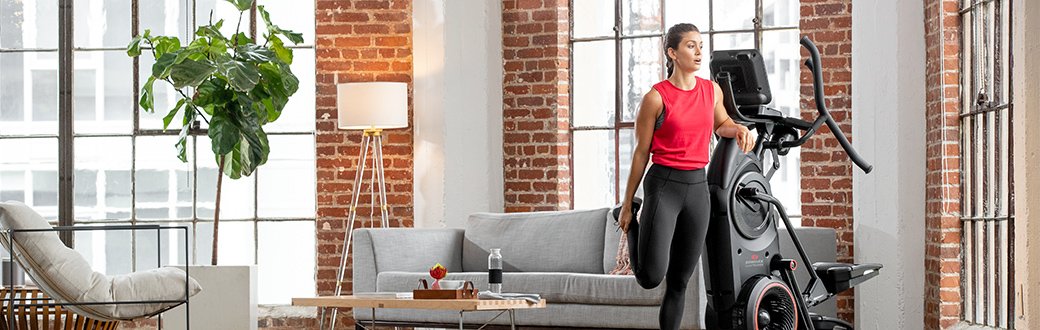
700;37;882;330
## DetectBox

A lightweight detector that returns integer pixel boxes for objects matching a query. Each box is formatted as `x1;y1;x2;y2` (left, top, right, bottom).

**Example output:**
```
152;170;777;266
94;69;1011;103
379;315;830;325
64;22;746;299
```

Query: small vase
432;278;442;290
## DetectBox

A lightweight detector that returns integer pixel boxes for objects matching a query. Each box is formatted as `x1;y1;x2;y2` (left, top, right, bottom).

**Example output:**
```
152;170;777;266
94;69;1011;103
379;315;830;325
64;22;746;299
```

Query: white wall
1013;0;1040;327
851;0;927;329
413;0;504;228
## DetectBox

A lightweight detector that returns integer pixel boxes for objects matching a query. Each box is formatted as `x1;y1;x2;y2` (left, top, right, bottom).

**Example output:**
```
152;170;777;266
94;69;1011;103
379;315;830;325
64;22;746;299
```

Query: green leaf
208;38;228;57
176;107;196;162
195;78;234;108
196;20;227;41
140;76;156;112
280;30;304;45
127;36;143;57
163;99;186;130
269;37;293;65
223;0;254;12
152;52;177;78
278;62;299;95
235;44;275;63
232;32;252;47
220;149;244;180
219;58;260;91
209;109;241;156
170;58;217;89
174;45;205;65
153;36;182;56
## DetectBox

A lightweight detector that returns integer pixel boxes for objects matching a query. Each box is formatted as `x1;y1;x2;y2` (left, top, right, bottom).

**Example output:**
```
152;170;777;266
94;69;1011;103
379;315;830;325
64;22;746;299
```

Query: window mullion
57;0;75;247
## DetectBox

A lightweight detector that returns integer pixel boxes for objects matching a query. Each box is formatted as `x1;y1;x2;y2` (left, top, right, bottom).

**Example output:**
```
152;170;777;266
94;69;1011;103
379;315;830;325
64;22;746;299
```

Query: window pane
573;0;615;39
763;0;798;27
136;136;195;220
713;32;754;50
573;130;616;209
761;30;799;111
72;223;134;275
664;0;708;31
140;0;189;42
76;51;134;134
618;128;643;199
0;138;58;220
258;221;315;304
197;137;256;220
257;0;315;45
258;135;315;218
572;41;616;127
0;0;58;49
621;37;662;123
263;50;316;133
0;53;60;136
75;137;132;221
75;0;132;48
216;221;256;265
621;0;662;36
712;0;756;31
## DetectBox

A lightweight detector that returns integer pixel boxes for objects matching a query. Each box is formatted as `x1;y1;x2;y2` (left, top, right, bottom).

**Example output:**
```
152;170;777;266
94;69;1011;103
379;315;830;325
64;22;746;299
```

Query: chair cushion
0;201;202;321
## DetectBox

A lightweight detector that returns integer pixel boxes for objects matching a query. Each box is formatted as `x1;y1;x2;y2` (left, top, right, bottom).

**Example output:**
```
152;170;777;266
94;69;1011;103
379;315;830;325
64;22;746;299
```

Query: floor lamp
324;82;408;329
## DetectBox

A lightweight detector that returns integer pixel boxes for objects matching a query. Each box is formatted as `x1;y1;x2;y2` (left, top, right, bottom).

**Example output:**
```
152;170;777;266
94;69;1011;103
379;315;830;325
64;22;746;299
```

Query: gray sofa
352;208;836;329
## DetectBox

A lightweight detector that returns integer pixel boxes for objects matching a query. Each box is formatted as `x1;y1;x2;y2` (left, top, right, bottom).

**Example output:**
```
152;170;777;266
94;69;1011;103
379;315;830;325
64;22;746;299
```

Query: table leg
509;309;516;330
372;308;376;330
459;310;465;330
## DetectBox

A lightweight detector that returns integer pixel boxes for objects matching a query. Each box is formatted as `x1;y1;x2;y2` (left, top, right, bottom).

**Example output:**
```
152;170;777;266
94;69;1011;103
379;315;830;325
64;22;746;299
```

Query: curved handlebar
800;37;873;174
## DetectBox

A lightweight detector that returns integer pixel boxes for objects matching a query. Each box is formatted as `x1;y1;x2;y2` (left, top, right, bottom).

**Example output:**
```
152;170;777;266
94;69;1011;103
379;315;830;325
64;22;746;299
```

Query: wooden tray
413;279;478;299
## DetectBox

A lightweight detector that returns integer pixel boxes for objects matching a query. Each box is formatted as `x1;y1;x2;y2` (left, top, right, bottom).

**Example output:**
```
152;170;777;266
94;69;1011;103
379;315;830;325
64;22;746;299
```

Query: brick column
315;0;413;326
798;0;855;322
502;0;570;212
923;0;962;329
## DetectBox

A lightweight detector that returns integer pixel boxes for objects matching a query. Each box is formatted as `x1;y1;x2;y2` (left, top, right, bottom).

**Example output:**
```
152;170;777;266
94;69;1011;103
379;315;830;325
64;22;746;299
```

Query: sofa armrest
351;228;465;293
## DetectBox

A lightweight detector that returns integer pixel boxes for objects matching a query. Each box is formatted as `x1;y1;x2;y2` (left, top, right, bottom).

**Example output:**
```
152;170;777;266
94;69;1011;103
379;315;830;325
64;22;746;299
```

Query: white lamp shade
337;82;409;130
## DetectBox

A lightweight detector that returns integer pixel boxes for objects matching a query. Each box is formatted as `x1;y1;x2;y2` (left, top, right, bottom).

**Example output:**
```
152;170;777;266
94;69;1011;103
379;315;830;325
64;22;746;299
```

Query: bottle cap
491;248;500;253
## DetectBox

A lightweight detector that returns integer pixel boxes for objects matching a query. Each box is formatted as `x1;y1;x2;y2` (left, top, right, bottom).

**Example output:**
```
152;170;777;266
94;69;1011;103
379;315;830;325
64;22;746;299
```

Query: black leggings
627;164;710;330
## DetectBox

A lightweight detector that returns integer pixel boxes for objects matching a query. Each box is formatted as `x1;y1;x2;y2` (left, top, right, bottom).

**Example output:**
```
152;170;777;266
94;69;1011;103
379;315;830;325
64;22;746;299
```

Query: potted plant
126;1;303;329
126;0;302;266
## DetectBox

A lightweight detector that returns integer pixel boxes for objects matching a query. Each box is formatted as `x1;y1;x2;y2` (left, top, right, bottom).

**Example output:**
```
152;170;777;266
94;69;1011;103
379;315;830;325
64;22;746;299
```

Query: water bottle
488;248;502;293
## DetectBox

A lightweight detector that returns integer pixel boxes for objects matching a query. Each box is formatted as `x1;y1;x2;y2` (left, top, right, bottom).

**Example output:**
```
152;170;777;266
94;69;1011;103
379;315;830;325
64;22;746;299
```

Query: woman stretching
617;23;754;330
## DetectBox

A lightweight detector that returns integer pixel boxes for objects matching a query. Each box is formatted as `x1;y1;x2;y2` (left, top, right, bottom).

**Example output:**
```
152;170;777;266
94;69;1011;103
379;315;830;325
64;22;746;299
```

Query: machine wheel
732;276;798;330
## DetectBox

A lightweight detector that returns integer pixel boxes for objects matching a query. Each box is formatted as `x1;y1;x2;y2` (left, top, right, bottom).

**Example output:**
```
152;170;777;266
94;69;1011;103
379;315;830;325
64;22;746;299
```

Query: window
960;0;1014;327
569;0;801;211
0;0;316;305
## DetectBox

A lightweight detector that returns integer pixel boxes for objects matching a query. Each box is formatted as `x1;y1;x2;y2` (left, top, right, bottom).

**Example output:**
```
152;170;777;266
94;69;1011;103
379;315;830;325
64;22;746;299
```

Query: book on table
355;292;413;299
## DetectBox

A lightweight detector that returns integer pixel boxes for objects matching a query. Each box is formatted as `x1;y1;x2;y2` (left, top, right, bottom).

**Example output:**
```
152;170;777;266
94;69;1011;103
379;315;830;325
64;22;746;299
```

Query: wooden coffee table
292;295;546;330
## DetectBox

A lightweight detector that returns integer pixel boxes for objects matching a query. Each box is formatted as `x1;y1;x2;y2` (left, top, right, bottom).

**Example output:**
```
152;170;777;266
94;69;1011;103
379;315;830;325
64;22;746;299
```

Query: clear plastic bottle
488;248;503;293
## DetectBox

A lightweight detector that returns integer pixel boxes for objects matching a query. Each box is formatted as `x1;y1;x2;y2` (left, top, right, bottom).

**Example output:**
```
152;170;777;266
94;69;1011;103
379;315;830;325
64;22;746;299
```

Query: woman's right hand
619;205;634;233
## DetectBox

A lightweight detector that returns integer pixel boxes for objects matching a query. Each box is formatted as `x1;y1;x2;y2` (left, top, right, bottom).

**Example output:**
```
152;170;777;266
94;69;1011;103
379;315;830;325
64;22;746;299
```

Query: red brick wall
502;0;571;212
798;0;855;323
923;0;963;329
315;0;414;327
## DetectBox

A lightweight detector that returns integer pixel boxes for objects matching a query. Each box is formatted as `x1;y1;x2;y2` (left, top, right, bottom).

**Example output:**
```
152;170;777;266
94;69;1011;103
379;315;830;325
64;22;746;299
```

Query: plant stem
212;154;226;265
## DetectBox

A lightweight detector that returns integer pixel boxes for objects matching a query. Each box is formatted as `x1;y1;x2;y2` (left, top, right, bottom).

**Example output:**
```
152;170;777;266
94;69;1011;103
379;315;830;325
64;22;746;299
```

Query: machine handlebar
800;37;873;174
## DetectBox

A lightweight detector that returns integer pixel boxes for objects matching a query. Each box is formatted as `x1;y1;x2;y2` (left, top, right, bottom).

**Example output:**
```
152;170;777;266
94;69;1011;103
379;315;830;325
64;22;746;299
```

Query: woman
617;23;754;330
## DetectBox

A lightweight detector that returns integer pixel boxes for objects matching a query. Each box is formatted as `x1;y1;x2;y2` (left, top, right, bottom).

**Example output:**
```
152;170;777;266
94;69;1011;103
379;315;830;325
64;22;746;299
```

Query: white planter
164;265;258;330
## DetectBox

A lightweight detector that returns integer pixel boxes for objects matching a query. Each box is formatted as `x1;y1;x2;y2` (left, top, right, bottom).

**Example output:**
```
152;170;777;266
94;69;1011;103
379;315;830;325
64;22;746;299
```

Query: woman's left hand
735;125;754;153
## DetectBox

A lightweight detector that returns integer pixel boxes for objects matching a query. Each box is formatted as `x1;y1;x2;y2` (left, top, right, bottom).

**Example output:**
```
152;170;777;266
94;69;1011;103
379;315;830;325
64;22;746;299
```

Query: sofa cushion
0;201;202;321
377;271;663;306
463;209;609;274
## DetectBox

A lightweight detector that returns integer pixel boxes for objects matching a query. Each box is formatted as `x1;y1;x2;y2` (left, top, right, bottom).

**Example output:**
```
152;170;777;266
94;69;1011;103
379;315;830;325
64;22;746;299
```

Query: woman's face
668;31;704;73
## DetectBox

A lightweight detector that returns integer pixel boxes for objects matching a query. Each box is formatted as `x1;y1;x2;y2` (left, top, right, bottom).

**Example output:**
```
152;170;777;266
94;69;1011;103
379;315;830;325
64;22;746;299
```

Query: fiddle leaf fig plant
127;0;303;265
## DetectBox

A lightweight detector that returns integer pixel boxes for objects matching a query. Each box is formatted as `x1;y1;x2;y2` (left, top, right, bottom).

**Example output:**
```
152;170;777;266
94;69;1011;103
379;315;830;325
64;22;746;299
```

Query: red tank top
650;78;715;170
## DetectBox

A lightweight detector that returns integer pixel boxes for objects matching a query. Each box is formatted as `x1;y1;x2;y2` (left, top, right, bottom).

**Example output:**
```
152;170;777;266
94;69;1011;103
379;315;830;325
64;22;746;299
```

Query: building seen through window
0;0;316;305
